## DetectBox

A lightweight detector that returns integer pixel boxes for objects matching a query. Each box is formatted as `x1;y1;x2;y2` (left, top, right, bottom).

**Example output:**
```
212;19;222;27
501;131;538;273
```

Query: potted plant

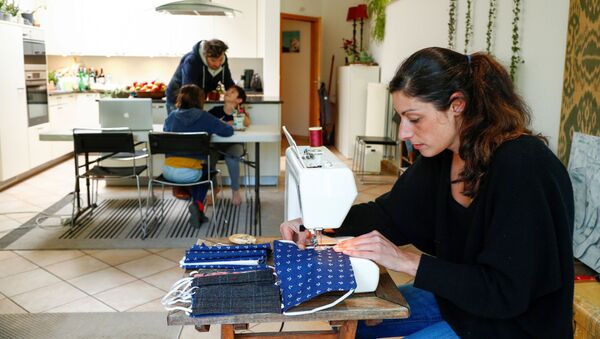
0;0;7;21
5;1;19;22
47;71;58;91
342;38;359;64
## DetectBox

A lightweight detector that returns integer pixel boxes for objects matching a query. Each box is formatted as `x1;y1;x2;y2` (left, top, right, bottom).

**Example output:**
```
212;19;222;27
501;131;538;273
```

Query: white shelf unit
336;65;380;159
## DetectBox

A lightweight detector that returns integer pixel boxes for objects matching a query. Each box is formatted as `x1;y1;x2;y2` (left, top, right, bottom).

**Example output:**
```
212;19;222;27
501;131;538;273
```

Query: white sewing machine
282;126;379;293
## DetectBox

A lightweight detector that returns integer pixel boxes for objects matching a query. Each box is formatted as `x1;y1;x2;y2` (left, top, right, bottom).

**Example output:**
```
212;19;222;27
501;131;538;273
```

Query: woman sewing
280;47;574;338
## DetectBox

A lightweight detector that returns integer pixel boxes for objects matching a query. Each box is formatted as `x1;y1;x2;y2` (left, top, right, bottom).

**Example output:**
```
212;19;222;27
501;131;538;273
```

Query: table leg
254;142;261;234
338;320;358;339
221;324;235;339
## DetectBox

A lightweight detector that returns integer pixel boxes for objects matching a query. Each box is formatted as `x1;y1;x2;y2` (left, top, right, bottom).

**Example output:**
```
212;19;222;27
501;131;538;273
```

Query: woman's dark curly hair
389;47;544;197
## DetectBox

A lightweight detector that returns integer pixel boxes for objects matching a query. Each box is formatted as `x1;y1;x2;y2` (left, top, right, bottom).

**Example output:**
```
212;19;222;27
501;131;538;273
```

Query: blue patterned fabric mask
273;240;356;314
180;243;271;271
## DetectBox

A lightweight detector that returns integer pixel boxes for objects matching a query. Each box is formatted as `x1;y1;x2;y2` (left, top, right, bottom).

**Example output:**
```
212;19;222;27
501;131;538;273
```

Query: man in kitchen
166;39;235;114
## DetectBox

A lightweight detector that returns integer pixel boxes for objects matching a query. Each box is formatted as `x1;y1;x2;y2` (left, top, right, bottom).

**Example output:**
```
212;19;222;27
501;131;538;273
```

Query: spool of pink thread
308;127;323;147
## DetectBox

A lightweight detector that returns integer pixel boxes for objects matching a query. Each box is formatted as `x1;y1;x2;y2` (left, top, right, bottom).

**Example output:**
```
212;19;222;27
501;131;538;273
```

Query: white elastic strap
161;277;193;305
283;289;355;316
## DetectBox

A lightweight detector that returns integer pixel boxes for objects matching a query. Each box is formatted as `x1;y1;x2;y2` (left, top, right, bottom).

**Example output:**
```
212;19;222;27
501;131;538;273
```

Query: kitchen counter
49;90;281;104
151;96;281;104
48;89;109;96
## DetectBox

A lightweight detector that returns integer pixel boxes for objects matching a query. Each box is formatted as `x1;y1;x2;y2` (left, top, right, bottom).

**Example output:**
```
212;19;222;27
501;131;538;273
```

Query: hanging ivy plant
447;0;458;50
510;0;522;81
485;0;497;53
464;0;473;53
367;0;391;43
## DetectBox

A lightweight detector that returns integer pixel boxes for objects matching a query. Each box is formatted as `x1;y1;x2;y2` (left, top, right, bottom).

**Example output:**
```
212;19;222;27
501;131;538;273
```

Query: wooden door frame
280;13;322;128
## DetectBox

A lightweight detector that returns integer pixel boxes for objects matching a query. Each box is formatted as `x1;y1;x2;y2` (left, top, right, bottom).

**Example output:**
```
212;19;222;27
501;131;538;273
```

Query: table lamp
355;4;369;51
346;6;357;53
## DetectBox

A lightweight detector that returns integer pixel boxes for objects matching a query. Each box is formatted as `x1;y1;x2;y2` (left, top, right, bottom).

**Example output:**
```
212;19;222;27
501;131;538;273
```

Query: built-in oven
23;39;49;127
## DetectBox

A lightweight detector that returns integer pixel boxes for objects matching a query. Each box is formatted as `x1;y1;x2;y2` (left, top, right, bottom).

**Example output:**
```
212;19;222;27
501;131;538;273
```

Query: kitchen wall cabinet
336;65;380;158
0;22;30;181
44;0;260;58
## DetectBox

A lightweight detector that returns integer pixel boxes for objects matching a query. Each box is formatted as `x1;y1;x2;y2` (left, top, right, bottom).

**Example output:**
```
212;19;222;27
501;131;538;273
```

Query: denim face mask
273;240;357;315
162;269;280;316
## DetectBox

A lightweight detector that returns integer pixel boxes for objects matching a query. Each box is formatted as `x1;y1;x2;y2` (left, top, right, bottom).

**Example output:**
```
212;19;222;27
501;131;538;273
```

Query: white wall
372;0;569;152
281;19;311;136
281;0;371;102
261;0;280;97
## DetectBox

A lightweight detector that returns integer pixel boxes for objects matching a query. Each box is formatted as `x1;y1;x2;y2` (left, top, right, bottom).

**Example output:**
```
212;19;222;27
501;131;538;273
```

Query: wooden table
167;238;410;339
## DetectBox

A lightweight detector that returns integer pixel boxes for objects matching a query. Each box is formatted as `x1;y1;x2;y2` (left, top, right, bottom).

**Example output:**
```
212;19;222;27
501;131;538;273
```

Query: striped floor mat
0;191;282;250
59;197;260;240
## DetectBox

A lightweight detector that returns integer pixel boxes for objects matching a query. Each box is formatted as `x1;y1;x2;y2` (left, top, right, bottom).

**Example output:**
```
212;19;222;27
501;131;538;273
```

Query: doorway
280;13;321;142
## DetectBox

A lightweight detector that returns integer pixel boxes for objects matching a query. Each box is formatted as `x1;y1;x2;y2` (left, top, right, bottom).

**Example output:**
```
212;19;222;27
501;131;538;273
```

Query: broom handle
327;54;335;97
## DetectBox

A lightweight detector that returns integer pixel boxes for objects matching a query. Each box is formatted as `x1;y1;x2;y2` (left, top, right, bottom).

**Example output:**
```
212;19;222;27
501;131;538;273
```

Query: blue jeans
162;165;208;204
211;143;245;191
356;285;458;339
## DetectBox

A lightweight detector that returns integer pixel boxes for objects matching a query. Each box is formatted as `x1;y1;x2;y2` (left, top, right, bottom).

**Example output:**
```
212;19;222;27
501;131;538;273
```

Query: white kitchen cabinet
44;0;259;57
45;0;79;55
0;22;30;181
152;102;167;124
48;94;77;157
22;26;44;41
28;123;55;168
212;0;258;58
336;65;380;158
76;93;100;127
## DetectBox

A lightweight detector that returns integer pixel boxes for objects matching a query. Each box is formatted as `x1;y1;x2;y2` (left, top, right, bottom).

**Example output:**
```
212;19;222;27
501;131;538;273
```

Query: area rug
0;312;180;339
0;189;283;250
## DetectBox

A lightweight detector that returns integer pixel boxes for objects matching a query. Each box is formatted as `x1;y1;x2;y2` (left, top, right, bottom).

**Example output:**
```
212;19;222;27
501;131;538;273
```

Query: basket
136;91;165;99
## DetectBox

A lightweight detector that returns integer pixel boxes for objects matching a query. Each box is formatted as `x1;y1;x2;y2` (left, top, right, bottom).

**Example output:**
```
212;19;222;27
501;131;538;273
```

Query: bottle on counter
97;68;105;85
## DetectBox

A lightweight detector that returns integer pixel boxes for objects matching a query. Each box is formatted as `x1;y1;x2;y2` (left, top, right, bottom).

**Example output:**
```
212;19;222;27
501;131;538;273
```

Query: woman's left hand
333;230;421;276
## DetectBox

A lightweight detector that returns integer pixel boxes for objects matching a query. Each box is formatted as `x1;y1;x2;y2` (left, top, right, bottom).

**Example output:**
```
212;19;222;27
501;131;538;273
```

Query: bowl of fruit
129;81;167;99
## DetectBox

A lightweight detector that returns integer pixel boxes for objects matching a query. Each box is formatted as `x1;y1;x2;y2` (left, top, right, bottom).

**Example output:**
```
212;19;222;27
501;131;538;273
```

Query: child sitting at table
163;84;233;227
208;85;250;205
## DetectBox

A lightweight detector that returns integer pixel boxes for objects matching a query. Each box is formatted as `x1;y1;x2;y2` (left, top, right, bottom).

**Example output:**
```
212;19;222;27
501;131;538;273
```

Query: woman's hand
333;230;421;276
279;218;311;249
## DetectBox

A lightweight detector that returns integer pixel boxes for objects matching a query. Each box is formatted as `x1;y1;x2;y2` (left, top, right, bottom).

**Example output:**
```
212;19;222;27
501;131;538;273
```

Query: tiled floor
0;149;406;338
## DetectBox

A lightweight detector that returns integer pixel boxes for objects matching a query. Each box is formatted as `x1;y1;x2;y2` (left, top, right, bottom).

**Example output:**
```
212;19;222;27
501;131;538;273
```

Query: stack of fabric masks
162;269;281;316
164;242;280;316
180;243;270;271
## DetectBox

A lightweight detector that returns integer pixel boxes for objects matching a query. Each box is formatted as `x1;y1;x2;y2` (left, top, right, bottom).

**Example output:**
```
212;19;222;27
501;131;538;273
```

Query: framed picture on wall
282;31;300;53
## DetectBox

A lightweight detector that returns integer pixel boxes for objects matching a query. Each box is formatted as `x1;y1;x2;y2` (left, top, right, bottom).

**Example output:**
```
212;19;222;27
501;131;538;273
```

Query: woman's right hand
279;218;311;249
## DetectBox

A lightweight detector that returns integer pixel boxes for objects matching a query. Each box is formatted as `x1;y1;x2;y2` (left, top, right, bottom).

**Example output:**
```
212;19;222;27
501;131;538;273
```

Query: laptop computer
99;98;153;141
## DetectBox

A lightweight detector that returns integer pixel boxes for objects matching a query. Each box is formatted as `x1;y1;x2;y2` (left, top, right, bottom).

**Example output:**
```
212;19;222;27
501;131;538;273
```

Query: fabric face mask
162;269;281;316
273;240;357;315
180;243;271;271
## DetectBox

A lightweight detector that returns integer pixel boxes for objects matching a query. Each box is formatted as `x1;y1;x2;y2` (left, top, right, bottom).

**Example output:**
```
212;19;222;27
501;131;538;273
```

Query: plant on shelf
5;1;19;17
367;0;390;43
342;38;359;64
